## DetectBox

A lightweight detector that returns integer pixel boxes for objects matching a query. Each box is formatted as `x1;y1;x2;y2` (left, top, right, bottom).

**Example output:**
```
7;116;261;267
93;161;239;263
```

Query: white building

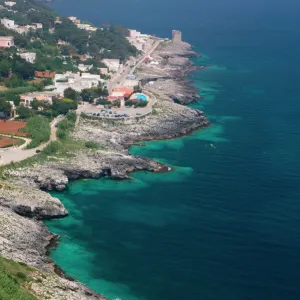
14;25;36;35
102;59;120;73
127;29;150;52
76;23;97;32
4;1;16;7
99;67;109;75
68;16;79;23
128;29;149;39
20;52;36;64
1;18;15;29
78;64;93;72
33;23;43;29
20;91;61;106
54;72;106;93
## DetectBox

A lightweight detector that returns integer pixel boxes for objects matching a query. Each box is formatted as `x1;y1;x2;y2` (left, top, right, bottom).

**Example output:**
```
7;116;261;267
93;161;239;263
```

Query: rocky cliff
0;40;208;300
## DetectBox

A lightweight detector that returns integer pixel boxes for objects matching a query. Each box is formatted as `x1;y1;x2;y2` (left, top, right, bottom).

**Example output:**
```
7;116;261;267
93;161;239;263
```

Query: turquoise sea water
47;1;300;299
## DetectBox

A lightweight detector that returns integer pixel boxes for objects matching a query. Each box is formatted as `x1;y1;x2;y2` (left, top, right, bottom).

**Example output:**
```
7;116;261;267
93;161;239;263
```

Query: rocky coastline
0;39;209;299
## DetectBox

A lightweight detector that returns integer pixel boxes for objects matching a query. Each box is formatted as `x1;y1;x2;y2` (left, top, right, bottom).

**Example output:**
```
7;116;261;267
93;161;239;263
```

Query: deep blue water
47;1;300;299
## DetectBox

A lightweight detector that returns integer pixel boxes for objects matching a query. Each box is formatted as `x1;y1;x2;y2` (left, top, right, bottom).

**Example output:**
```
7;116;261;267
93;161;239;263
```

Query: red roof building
112;88;134;95
34;70;55;79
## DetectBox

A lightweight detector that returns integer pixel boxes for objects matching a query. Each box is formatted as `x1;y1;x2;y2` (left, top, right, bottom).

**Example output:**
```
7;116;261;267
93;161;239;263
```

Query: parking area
78;103;152;119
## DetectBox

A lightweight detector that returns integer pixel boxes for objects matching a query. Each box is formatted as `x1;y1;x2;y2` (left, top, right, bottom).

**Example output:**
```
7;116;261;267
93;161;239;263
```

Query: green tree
6;94;20;106
80;89;94;103
0;99;12;118
63;87;77;100
52;98;77;114
16;106;35;119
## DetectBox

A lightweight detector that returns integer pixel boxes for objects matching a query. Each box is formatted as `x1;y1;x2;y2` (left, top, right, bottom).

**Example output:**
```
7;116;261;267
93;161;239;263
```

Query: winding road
0;116;63;166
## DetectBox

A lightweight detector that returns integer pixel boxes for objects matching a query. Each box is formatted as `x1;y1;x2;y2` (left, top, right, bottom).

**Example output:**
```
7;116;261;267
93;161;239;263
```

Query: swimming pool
135;93;148;101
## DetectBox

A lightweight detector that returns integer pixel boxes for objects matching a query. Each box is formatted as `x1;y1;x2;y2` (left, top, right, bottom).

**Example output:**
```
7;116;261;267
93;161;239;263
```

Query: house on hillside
20;92;61;106
55;17;62;24
4;1;16;7
102;59;120;73
111;87;134;100
14;25;37;35
35;70;56;79
20;52;36;64
1;18;15;29
68;16;80;24
32;23;43;29
0;36;14;47
54;72;106;93
76;23;97;32
78;64;93;72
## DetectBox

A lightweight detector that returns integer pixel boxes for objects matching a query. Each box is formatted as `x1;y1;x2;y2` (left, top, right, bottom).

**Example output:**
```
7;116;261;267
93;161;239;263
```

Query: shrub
15;272;27;281
16;106;35;119
56;129;67;139
96;99;110;105
43;141;61;155
25;116;50;148
85;141;99;149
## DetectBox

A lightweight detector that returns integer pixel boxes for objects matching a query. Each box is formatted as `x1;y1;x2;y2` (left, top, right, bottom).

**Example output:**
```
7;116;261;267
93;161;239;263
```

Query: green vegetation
56;111;76;139
17;106;35;119
52;98;78;115
0;98;11;117
42;140;60;155
0;50;35;80
96;99;111;105
63;87;78;101
85;141;100;149
24;115;51;148
0;256;36;300
0;86;38;97
126;100;148;107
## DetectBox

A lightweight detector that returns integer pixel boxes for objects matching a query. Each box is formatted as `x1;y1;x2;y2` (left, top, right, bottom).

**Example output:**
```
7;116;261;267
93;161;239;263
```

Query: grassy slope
0;256;36;300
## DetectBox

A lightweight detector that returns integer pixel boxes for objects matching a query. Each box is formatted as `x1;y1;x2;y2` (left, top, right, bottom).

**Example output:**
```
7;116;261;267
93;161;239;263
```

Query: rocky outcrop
0;187;68;218
7;151;165;190
0;206;54;270
137;40;203;104
29;271;106;300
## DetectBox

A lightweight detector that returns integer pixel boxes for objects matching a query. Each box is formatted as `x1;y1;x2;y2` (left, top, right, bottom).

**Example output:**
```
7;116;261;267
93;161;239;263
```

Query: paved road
129;40;161;76
108;40;161;91
0;116;62;166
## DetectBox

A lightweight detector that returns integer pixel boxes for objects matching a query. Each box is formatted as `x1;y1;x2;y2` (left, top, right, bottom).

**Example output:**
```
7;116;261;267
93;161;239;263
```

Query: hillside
0;0;137;75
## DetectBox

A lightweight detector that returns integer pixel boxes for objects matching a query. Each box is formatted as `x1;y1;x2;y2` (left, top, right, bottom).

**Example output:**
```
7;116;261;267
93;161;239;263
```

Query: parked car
36;149;41;153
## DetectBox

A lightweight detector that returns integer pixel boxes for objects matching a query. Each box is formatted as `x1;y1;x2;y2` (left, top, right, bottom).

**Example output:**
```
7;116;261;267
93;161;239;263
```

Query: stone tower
172;30;182;43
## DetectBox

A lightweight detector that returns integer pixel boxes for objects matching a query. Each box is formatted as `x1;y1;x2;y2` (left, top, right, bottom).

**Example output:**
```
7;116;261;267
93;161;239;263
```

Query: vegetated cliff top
0;0;137;61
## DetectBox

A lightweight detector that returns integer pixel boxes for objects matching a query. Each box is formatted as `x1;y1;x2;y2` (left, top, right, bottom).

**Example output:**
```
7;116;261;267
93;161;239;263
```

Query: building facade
0;36;14;47
1;18;15;29
102;59;120;73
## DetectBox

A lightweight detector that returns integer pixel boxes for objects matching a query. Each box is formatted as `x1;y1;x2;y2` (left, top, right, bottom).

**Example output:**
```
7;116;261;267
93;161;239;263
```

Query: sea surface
47;0;300;299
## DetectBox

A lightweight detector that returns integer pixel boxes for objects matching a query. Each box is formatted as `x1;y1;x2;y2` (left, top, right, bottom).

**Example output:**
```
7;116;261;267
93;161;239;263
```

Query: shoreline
0;37;209;299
